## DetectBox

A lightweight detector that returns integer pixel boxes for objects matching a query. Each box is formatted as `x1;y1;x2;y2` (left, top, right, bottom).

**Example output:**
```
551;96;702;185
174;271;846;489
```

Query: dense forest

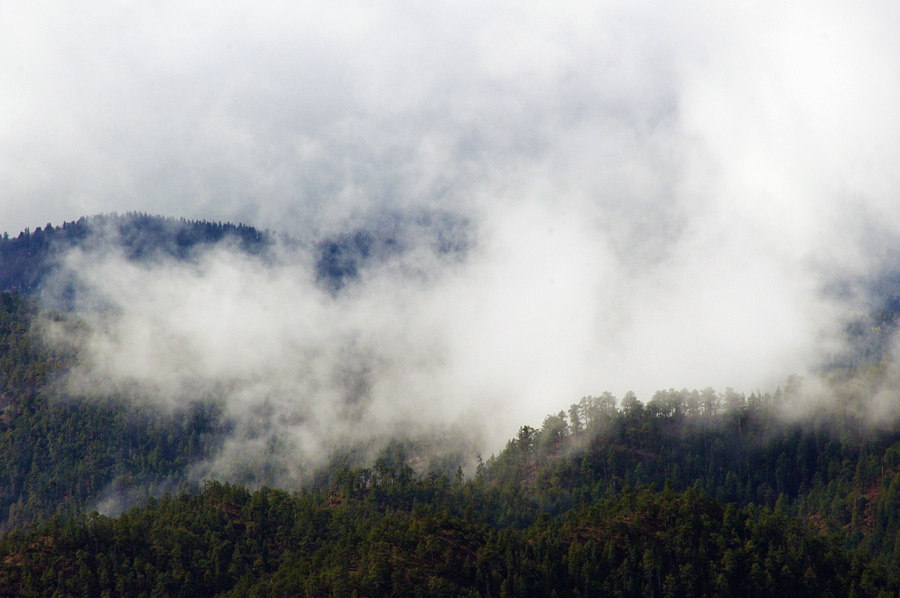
3;288;900;595
0;290;227;529
0;480;890;597
4;215;900;595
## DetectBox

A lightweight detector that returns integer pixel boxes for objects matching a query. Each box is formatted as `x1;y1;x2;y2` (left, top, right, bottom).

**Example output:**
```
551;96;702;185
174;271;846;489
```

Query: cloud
41;197;839;488
10;0;900;477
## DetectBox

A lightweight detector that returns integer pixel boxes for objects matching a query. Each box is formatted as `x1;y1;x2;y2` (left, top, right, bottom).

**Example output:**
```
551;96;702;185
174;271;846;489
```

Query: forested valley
3;215;900;596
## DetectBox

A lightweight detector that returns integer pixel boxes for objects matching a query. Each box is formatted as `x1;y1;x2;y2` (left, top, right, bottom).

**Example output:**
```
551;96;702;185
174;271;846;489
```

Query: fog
8;1;900;480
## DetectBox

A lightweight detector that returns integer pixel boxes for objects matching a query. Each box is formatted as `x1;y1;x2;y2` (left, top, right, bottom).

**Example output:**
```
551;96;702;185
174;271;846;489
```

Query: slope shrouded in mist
24;207;842;492
5;2;900;483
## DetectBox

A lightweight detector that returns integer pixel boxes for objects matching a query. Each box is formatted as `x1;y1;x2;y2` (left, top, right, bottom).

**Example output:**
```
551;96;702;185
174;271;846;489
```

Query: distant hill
0;213;273;295
0;211;470;298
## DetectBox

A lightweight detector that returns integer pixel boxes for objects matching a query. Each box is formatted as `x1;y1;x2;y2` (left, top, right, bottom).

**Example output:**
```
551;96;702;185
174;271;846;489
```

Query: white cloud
10;0;900;475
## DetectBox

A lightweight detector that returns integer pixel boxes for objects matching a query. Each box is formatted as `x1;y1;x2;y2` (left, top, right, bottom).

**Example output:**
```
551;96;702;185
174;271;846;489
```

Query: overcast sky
8;1;900;456
4;1;897;240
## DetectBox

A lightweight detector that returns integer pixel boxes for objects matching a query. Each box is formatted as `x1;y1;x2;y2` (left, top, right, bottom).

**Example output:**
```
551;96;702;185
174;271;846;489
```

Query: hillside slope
3;291;900;595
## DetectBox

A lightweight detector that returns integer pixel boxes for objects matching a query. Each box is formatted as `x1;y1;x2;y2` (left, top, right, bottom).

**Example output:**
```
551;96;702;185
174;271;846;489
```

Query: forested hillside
0;214;272;296
0;212;469;299
0;291;227;530
5;216;900;595
4;288;900;595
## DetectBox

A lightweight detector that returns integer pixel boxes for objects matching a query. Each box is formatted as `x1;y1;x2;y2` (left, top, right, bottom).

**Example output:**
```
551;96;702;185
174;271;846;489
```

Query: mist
8;1;900;482
40;198;842;488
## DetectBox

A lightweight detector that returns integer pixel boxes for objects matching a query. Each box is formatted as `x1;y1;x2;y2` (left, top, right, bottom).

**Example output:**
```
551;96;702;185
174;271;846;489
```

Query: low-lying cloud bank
11;1;900;485
38;197;852;489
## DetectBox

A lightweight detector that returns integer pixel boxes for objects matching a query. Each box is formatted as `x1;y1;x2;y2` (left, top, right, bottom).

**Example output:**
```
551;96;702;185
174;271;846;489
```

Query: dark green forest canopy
0;291;228;531
0;481;891;598
4;291;900;594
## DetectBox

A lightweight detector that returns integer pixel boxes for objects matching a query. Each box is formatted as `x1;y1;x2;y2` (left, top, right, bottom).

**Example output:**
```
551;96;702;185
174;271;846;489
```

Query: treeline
0;213;273;294
0;211;471;299
476;385;900;553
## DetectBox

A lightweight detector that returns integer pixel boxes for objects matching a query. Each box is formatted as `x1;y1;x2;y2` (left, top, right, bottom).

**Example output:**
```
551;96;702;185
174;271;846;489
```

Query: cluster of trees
315;230;399;292
478;385;900;558
1;211;472;298
0;214;273;294
314;210;470;292
0;291;227;530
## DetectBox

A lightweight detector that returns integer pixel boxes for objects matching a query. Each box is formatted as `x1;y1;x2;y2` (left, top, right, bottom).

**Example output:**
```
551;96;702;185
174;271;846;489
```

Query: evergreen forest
2;215;900;596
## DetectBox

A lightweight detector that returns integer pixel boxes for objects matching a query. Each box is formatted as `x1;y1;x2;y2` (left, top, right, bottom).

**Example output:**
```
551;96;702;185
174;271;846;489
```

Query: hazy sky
8;1;900;462
4;1;897;239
